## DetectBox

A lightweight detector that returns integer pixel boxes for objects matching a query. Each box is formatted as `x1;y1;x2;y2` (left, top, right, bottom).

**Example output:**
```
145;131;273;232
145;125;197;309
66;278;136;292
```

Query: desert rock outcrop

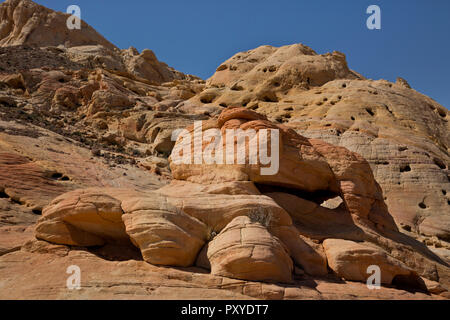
207;216;293;283
323;239;417;284
0;0;449;300
32;107;450;294
0;0;116;49
185;43;450;262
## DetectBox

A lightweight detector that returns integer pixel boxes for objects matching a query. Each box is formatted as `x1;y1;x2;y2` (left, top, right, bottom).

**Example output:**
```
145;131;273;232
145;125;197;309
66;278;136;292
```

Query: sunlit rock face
0;0;449;300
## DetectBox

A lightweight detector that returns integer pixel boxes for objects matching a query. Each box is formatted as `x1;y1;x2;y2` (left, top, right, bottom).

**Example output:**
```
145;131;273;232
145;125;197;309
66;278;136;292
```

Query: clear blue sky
24;1;450;108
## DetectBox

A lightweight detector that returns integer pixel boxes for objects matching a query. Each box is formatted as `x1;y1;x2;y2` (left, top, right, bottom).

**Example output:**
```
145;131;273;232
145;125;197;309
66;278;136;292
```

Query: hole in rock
262;95;279;103
398;146;408;152
88;243;143;262
32;209;42;215
320;196;344;209
51;172;63;180
284;107;294;111
350;116;355;121
401;224;412;232
365;108;375;116
342;83;347;88
392;274;427;294
400;165;411;173
0;189;9;198
437;109;446;118
384;105;393;115
442;190;447;196
200;95;215;104
418;202;427;209
219;103;228;108
255;183;340;205
433;158;446;169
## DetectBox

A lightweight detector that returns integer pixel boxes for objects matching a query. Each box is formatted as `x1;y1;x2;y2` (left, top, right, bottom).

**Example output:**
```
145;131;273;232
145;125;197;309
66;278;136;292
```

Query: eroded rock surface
208;216;293;283
185;43;450;261
31;107;450;296
323;239;417;284
0;0;449;300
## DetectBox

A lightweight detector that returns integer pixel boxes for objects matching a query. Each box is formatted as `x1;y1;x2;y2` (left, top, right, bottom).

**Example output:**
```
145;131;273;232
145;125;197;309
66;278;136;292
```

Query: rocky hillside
0;0;448;300
0;0;198;83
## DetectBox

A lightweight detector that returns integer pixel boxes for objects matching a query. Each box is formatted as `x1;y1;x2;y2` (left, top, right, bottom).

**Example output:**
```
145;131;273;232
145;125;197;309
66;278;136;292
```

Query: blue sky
20;1;450;108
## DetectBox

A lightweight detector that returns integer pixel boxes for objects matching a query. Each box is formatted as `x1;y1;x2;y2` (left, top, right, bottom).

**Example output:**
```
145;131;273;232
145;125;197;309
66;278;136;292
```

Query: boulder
121;194;207;267
170;107;338;193
35;188;135;246
208;216;293;283
323;239;417;284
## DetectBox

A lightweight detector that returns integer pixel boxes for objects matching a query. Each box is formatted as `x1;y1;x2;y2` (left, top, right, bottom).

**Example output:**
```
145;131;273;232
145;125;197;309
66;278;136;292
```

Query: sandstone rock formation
170;107;398;233
208;216;293;283
121;193;207;267
0;0;449;300
323;239;416;284
184;43;450;261
0;0;116;49
29;107;450;298
0;0;199;84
